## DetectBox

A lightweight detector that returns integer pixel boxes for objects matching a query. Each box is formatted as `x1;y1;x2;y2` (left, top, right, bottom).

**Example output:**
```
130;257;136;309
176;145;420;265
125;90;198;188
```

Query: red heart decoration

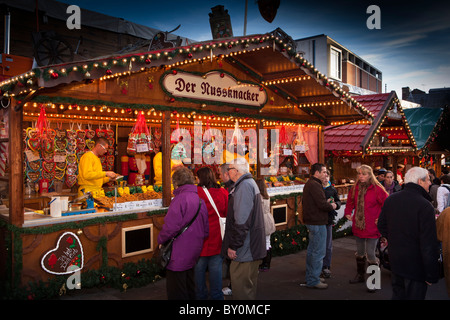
96;129;106;137
105;129;114;138
77;140;86;150
85;129;96;139
46;128;56;140
65;174;77;188
42;161;56;173
76;130;86;140
41;232;84;275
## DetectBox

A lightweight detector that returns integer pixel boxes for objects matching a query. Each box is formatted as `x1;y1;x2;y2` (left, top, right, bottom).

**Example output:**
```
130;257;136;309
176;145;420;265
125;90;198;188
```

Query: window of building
329;46;342;80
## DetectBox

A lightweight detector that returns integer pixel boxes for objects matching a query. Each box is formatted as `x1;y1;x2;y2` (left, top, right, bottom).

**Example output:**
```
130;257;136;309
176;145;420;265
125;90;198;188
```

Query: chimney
401;87;410;100
209;5;233;39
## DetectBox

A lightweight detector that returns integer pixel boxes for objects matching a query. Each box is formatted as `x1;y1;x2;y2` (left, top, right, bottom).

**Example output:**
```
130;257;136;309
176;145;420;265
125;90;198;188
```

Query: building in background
295;34;382;95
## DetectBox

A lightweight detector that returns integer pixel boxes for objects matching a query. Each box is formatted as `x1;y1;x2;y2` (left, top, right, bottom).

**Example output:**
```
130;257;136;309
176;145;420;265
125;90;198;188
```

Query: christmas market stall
404;106;450;175
324;91;417;199
0;29;373;297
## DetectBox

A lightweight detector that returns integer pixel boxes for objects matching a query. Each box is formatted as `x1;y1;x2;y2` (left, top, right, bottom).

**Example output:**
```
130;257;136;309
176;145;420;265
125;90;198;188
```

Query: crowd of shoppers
158;160;450;300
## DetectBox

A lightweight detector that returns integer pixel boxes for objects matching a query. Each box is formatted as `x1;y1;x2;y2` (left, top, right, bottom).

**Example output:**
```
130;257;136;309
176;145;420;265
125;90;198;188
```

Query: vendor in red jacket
345;164;388;288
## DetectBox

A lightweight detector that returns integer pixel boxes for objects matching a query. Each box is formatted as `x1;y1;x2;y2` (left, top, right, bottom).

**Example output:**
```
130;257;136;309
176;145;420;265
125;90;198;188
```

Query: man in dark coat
378;166;440;300
302;163;336;289
221;158;266;299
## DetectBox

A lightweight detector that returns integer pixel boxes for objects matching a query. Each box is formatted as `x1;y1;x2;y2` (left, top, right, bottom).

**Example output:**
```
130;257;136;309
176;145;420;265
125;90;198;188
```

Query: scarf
355;182;369;230
384;181;395;195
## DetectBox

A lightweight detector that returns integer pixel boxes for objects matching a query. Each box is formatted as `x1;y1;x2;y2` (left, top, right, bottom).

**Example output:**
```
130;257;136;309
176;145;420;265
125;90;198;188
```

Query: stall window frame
271;203;288;227
121;223;154;258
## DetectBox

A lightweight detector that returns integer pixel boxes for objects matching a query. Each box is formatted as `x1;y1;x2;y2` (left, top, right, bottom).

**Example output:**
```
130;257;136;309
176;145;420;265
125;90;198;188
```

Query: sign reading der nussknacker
162;70;267;107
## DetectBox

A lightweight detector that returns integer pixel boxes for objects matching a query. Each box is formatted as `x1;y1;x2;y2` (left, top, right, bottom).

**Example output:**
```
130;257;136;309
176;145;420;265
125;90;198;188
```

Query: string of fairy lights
22;102;322;129
0;33;374;124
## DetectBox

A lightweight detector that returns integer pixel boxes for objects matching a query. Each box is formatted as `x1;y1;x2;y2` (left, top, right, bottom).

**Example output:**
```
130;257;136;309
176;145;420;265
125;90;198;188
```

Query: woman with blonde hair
345;164;388;291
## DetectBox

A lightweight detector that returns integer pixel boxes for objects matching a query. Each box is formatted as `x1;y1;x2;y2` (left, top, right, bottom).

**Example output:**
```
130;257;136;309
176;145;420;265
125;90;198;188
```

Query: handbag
157;199;201;269
203;187;226;239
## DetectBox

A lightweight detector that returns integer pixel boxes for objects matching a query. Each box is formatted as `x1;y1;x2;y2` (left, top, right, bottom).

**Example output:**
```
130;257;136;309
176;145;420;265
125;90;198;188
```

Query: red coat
197;186;229;256
345;184;388;239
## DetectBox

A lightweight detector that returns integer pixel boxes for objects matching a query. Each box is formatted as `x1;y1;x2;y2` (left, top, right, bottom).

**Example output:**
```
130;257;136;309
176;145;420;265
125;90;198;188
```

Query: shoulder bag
157;198;201;270
203;187;226;239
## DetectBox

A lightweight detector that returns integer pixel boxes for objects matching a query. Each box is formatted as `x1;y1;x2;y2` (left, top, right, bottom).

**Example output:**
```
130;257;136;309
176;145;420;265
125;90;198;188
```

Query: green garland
270;216;352;257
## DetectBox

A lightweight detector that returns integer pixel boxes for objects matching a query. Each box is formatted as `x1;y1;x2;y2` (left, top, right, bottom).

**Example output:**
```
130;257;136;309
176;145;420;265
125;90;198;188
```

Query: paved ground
60;236;449;301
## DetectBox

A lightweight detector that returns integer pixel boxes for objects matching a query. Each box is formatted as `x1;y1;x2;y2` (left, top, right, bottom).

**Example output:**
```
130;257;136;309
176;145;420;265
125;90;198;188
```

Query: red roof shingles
325;93;390;151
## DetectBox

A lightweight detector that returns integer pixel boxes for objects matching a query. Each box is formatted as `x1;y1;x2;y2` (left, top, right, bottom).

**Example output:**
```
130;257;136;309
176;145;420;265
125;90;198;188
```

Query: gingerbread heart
42;152;54;162
42;170;53;181
41;232;84;275
67;143;76;153
65;174;77;188
77;151;85;161
105;129;114;138
46;128;56;140
54;170;65;180
76;129;86;140
85;129;96;139
56;128;66;139
27;171;41;182
66;163;77;175
107;137;114;147
27;127;38;139
27;160;41;172
77;139;86;150
27;138;40;151
96;128;105;137
66;130;76;140
66;153;77;164
86;139;95;150
41;139;54;153
55;139;68;151
55;161;66;171
42;161;56;173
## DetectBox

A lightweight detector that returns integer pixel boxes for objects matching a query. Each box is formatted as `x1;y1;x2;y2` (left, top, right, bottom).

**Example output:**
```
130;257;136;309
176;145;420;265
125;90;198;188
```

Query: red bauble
145;58;151;64
51;72;59;79
106;69;112;75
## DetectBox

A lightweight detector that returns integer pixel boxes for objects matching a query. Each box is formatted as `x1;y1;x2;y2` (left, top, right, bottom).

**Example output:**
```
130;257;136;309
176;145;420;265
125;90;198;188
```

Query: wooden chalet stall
0;29;373;296
324;91;417;198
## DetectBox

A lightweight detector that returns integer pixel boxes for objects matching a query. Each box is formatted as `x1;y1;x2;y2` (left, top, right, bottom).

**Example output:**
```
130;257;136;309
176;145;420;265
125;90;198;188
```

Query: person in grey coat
221;158;266;300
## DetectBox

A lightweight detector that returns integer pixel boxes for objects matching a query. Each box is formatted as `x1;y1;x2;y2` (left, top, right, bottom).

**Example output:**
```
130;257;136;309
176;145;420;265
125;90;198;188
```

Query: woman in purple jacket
157;167;209;300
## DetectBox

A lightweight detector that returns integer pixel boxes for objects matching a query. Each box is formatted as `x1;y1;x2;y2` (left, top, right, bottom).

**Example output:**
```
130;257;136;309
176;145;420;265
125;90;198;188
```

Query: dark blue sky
59;0;450;98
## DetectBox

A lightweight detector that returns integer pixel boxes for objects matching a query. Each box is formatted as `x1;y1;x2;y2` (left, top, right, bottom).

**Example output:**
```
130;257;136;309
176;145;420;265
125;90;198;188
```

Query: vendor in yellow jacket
77;137;119;197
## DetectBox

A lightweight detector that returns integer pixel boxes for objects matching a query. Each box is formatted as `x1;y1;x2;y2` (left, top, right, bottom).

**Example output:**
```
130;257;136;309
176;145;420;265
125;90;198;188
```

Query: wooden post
8;100;24;226
318;126;324;164
161;111;171;207
256;120;261;178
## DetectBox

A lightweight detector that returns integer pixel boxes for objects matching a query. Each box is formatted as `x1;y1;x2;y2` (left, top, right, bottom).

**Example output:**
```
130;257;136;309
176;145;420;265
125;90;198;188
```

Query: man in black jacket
302;163;336;289
378;166;440;300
